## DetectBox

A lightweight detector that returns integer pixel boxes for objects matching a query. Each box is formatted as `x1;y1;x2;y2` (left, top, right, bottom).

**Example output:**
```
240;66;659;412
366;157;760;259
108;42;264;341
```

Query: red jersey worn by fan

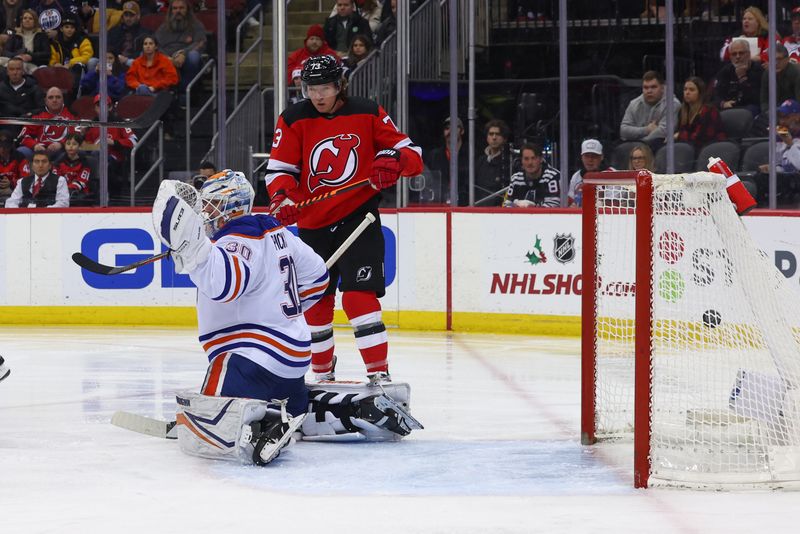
266;97;423;229
17;108;80;150
82;127;137;162
0;152;30;189
56;156;92;194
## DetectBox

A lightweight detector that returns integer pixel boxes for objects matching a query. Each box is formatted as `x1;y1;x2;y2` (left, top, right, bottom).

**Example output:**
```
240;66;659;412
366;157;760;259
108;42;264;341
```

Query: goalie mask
300;55;344;100
200;170;255;236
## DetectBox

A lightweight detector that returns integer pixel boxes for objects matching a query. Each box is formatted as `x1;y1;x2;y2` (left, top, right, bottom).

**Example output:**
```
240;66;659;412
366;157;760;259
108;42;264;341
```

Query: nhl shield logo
553;234;575;264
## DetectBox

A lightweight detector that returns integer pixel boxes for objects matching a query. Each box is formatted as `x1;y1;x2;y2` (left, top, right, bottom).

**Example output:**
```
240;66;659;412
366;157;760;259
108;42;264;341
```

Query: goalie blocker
175;381;422;465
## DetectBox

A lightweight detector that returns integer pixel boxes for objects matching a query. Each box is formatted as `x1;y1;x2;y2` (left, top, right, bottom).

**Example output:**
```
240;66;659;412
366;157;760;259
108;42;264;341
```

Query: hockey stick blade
72;250;170;275
111;411;177;439
0;92;172;129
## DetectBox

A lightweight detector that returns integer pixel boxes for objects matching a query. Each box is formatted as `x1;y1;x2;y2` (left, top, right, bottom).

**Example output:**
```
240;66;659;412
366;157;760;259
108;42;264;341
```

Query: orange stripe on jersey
203;332;310;359
176;413;223;449
225;256;243;302
300;281;329;297
202;353;227;395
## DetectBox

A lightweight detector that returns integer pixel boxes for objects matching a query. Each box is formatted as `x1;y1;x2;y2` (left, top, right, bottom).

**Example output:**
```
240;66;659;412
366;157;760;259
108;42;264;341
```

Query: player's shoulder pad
280;99;318;127
339;97;380;118
212;214;282;241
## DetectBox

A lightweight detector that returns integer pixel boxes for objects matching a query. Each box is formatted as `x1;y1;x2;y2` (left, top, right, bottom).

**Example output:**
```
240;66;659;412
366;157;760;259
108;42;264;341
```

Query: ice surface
1;327;799;533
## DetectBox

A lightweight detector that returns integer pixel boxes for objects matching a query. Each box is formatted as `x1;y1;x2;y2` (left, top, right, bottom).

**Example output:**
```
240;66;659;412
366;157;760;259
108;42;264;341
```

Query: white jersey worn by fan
190;214;329;379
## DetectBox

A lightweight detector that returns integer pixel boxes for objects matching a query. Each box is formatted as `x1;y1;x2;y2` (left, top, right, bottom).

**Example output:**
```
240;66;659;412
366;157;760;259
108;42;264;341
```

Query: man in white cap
567;139;613;207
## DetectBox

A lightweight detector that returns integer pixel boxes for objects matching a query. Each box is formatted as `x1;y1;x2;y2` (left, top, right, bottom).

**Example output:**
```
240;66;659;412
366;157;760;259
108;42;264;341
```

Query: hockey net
581;170;800;489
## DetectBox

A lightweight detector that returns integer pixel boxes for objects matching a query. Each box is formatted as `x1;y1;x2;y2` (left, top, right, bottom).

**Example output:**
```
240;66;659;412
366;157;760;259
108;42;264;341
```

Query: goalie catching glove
368;149;403;190
707;157;757;215
153;180;211;274
267;189;300;226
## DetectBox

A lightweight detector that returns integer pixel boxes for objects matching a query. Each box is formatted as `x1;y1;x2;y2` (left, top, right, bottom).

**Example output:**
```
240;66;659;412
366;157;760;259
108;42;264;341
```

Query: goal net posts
581;170;800;489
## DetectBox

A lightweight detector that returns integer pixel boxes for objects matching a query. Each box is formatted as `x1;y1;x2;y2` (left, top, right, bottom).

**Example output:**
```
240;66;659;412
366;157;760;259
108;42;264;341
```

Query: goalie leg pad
301;381;421;441
175;390;304;465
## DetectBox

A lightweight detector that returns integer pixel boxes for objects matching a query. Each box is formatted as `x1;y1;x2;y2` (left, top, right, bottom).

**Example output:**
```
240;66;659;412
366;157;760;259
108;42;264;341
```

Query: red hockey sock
305;294;336;373
342;291;388;373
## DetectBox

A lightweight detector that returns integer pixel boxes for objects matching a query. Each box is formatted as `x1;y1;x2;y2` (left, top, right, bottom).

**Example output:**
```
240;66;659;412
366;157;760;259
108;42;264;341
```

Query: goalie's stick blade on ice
0;92;172;129
111;411;177;439
71;250;170;275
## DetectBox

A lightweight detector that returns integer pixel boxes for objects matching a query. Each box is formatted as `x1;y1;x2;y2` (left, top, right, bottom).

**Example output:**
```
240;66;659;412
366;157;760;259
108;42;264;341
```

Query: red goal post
580;170;800;490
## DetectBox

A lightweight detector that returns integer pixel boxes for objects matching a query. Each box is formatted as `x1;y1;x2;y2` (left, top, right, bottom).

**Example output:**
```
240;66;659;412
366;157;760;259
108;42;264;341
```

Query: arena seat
654;142;695;173
695;141;740;172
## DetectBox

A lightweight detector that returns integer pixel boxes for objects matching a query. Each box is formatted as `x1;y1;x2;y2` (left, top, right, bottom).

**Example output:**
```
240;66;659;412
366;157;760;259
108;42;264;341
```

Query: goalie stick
73;179;373;276
0;92;172;129
110;214;377;440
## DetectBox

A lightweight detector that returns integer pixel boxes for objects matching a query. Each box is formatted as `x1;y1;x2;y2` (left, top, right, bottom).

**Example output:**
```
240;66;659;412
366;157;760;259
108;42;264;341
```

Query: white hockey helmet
199;170;255;235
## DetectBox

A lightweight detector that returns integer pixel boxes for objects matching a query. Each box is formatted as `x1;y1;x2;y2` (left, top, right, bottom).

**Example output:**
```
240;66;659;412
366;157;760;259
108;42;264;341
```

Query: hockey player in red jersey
265;55;423;384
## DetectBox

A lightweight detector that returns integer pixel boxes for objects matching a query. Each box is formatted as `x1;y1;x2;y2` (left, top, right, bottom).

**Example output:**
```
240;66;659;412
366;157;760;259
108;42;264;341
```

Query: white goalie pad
301;381;420;442
175;389;284;464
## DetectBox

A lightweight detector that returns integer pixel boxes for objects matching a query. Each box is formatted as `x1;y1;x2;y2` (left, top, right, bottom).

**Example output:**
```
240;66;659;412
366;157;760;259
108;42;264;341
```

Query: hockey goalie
148;170;422;466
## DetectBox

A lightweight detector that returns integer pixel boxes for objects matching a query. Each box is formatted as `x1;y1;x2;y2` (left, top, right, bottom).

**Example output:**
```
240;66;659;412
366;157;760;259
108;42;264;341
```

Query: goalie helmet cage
580;170;800;490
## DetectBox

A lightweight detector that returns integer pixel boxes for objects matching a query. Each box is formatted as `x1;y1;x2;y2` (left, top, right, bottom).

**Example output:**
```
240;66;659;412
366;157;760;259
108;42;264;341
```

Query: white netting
592;171;800;488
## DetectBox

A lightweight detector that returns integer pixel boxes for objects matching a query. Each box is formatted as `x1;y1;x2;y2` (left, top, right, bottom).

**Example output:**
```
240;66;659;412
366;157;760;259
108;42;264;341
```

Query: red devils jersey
0;152;30;189
82;126;137;162
18;108;79;150
266;97;423;229
56;156;92;193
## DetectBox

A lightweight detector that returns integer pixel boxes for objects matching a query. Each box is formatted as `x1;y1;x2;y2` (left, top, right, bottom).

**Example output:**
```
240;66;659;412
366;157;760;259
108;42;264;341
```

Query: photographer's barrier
2;207;800;336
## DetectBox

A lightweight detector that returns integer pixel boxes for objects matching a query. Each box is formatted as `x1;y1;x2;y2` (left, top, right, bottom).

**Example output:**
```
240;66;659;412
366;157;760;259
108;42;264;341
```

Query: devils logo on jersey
307;134;360;192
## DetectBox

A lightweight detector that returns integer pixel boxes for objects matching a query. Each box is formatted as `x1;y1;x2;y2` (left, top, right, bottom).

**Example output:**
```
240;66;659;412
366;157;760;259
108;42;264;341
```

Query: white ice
1;327;799;534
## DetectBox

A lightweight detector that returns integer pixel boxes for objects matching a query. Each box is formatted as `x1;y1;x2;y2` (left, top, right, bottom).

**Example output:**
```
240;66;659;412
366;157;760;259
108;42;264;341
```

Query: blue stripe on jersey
241;262;251;296
212;248;232;301
199;322;311;348
207;341;310;368
160;196;179;244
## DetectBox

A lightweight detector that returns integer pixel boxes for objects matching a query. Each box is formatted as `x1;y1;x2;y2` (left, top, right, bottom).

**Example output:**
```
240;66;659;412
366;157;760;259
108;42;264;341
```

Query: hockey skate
249;400;307;466
0;355;9;382
314;355;337;382
367;371;391;386
359;393;424;436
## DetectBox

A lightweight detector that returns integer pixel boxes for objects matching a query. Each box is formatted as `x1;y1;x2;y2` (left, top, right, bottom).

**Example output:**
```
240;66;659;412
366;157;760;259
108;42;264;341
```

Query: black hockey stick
73;180;373;276
0;92;172;129
72;250;170;275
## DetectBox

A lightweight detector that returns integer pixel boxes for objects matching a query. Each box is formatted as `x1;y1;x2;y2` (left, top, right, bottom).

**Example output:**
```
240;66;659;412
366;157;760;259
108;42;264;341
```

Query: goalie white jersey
188;214;329;379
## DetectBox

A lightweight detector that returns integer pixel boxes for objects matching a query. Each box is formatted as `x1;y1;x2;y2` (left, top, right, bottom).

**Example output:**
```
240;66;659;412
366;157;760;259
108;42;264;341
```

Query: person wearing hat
107;1;151;69
757;98;800;176
712;38;763;117
287;24;339;88
423;116;471;205
0;131;30;205
567;139;613;207
502;142;561;208
49;14;93;93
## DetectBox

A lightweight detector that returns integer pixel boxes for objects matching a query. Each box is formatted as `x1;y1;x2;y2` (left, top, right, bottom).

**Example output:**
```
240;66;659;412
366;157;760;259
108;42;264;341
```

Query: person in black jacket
323;0;371;55
0;56;44;118
0;9;51;73
422;117;471;206
109;1;151;68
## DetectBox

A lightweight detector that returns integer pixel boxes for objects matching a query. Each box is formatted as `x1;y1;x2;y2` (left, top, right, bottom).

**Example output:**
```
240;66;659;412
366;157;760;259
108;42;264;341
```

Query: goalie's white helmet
200;170;255;236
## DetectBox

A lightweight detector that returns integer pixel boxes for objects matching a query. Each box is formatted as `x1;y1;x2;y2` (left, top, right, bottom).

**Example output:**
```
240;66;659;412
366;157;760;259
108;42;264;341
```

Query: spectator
81;0;126;33
49;16;93;91
759;44;800;115
475;119;513;205
620;70;680;150
713;38;763;117
324;0;371;56
759;99;800;175
191;159;216;189
567;139;613;207
374;0;395;46
287;24;338;88
423;116;470;205
30;0;81;40
628;143;654;171
0;0;25;53
80;52;128;101
4;150;69;208
125;35;179;95
0;56;44;118
55;131;93;202
720;6;775;65
330;0;382;34
676;76;726;150
782;7;800;61
154;0;206;93
17;86;78;161
502;143;561;208
81;94;137;185
107;1;150;69
0;9;51;74
0;131;30;205
343;33;373;73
